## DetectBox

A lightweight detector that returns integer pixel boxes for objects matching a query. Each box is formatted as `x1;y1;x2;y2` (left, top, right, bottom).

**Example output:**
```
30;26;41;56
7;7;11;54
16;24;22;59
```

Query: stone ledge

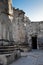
0;50;21;65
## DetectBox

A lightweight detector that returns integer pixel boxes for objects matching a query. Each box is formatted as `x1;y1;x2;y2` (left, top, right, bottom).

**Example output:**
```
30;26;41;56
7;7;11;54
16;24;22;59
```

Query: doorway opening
32;36;37;49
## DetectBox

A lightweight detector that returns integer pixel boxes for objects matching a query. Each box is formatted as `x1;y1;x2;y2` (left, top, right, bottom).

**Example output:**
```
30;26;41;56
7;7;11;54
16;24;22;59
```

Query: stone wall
12;8;25;43
12;7;43;49
23;16;43;49
0;0;43;49
0;0;13;45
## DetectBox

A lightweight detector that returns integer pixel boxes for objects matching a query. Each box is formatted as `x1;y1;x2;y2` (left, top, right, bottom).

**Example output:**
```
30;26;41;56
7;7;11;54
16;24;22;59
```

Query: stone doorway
32;36;37;49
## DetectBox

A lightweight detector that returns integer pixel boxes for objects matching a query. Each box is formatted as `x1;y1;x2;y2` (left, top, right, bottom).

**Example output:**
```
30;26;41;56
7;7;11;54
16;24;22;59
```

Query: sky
12;0;43;21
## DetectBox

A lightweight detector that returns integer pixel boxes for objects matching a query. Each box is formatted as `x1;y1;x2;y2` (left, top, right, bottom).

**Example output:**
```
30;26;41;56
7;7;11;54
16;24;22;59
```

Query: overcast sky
12;0;43;21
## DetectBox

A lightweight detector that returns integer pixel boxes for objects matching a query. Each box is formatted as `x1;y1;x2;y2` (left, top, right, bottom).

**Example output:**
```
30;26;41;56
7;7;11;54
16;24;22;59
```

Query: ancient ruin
0;0;21;65
0;0;43;65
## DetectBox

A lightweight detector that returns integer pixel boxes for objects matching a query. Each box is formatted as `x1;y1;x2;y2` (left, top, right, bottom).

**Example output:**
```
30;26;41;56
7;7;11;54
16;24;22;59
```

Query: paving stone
10;50;43;65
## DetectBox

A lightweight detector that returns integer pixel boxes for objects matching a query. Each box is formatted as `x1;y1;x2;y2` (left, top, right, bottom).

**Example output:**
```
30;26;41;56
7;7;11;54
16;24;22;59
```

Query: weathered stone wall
24;16;31;45
12;8;25;43
29;21;43;49
37;22;43;45
0;0;43;49
23;16;43;49
0;13;10;45
0;0;13;45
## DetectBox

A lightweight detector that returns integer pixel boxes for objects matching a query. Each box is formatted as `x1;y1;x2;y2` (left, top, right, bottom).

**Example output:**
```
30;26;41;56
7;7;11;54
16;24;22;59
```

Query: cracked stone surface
10;50;43;65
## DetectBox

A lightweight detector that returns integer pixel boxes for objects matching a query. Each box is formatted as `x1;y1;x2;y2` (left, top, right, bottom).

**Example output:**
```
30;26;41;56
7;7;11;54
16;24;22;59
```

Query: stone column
1;22;3;39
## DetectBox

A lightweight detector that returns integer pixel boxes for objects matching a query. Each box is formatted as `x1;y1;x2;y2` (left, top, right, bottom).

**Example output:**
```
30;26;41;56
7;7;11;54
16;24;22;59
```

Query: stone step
0;45;15;53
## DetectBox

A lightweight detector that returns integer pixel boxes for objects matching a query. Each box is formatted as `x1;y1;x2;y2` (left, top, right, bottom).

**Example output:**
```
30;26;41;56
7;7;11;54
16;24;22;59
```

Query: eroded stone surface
10;50;43;65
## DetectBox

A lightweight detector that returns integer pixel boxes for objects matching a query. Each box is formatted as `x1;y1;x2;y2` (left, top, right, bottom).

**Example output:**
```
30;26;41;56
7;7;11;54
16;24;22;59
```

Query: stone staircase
0;45;15;54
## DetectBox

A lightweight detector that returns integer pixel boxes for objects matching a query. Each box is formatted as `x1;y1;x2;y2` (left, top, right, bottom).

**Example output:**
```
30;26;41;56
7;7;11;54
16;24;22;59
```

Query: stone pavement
10;50;43;65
